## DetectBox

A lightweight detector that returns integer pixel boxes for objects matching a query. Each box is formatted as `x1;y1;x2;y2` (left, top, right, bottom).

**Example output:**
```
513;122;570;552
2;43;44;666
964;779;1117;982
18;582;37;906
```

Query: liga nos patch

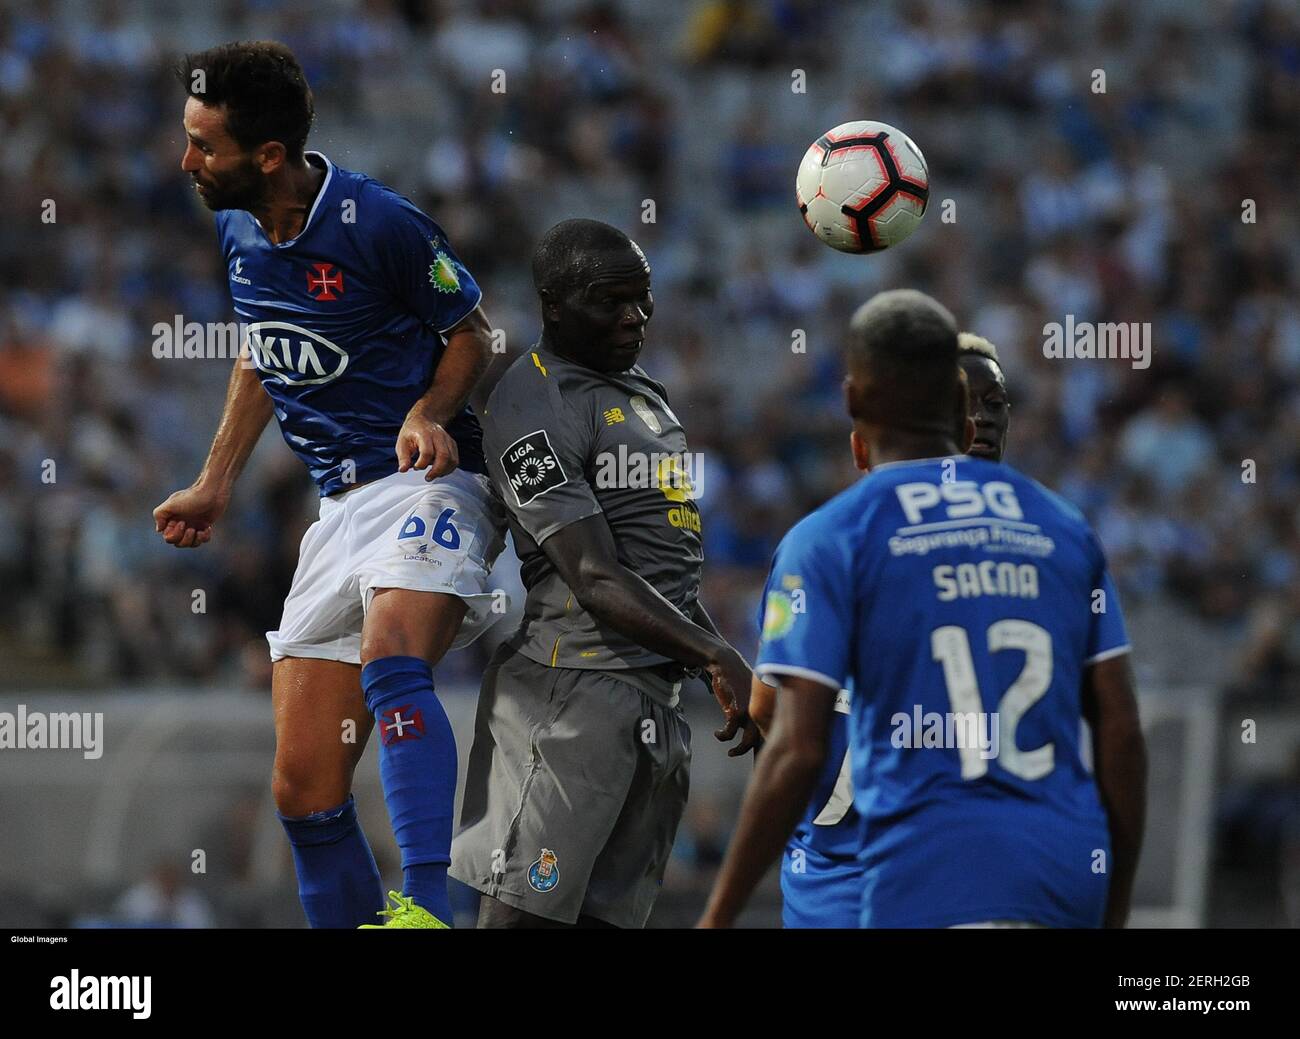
501;429;567;506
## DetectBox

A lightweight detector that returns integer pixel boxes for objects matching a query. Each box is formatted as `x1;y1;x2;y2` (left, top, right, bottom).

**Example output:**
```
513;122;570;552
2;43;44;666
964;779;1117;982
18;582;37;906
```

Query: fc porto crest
527;847;560;893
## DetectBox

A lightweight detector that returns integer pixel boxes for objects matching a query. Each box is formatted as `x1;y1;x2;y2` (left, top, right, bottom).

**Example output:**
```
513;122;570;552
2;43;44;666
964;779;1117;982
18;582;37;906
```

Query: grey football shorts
450;646;692;928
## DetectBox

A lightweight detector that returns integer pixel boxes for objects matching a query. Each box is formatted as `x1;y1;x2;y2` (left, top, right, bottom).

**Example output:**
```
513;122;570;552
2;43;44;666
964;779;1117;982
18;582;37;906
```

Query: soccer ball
796;120;930;253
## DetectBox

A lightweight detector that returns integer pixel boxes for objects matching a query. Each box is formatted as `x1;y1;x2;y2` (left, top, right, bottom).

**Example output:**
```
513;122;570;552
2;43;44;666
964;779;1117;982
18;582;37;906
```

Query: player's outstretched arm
542;514;759;755
698;674;838;927
396;305;494;481
1082;653;1147;928
153;353;272;548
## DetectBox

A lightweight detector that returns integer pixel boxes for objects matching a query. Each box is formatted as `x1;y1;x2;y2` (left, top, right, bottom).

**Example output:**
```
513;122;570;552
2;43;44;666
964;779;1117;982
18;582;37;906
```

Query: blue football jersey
779;686;863;928
216;151;485;495
789;687;859;860
754;595;863;865
757;455;1130;928
759;583;862;927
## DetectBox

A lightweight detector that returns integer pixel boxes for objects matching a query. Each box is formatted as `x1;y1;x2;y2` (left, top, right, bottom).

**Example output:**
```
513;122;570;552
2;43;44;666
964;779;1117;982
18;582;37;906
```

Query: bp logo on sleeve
501;429;567;507
762;590;797;641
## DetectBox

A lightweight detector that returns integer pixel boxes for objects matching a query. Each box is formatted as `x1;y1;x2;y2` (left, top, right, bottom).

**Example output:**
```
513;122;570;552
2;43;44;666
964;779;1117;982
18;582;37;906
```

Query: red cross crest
380;705;425;745
306;262;344;300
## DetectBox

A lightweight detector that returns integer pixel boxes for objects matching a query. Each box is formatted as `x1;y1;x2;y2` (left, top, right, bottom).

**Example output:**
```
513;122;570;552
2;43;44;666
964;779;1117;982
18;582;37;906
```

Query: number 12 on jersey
930;620;1055;782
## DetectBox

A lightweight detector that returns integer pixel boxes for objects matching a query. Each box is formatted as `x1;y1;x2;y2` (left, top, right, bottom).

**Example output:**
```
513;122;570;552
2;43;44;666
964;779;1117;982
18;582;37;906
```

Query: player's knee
358;626;414;666
271;757;351;817
359;592;429;664
361;589;466;667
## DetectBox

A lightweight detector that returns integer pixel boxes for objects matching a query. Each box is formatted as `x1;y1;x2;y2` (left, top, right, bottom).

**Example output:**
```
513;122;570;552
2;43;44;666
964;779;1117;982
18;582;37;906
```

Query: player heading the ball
452;219;759;929
153;40;507;930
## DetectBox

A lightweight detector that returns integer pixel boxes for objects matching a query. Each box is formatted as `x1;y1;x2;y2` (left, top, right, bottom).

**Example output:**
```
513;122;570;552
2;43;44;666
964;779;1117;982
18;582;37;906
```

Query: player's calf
360;589;468;927
272;657;383;928
270;657;371;815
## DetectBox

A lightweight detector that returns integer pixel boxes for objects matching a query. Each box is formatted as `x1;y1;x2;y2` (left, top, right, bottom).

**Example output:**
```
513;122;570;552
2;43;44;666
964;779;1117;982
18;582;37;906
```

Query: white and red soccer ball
796;120;930;253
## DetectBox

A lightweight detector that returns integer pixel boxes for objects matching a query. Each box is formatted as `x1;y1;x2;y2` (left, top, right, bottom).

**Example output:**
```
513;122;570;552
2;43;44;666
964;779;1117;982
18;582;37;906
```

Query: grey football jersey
481;344;704;671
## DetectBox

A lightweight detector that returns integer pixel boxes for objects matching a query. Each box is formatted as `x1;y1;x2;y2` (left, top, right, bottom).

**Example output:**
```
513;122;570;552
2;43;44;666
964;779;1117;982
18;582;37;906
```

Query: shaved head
844;289;961;438
532;219;654;373
532;219;647;301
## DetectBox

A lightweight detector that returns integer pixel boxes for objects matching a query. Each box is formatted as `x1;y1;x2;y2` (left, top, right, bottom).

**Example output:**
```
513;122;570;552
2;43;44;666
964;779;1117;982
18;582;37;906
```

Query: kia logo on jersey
244;321;349;385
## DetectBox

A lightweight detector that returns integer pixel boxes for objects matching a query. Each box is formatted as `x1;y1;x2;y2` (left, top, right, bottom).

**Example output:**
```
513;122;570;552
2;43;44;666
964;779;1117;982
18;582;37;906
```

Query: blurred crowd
1;0;1298;922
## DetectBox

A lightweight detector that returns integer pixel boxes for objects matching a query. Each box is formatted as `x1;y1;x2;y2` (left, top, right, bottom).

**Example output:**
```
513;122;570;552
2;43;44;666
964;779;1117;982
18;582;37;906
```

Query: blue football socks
278;795;384;928
362;655;457;924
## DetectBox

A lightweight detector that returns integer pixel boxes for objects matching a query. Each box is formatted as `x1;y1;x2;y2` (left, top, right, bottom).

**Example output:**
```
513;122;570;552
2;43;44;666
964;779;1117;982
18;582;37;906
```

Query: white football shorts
267;466;508;663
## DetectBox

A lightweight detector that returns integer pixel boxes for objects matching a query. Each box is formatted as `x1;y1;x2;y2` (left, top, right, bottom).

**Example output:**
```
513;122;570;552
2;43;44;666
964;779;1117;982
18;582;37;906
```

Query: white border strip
755;663;842;693
1085;644;1132;665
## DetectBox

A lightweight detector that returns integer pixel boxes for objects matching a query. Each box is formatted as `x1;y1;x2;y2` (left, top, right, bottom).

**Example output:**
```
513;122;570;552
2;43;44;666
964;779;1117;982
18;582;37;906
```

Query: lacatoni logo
50;971;151;1019
243;321;349;385
1042;315;1151;370
0;705;102;760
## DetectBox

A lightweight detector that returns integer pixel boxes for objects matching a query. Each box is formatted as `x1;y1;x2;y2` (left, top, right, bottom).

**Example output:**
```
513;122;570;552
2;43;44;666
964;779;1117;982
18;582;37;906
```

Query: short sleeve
1086;566;1131;664
376;195;482;334
482;357;603;544
754;521;854;692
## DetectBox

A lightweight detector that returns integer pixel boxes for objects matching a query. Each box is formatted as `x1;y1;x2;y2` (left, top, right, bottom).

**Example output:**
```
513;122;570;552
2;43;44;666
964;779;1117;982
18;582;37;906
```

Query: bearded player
153;42;506;929
748;331;1014;928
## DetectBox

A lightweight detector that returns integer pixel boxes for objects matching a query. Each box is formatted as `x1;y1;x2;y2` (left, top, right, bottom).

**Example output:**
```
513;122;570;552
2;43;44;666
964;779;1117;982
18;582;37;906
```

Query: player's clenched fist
396;408;459;481
153;483;228;549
